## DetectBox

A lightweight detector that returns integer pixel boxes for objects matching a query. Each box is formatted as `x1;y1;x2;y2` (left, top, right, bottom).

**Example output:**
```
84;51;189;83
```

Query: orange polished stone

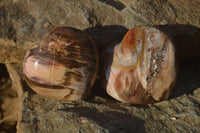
105;26;176;104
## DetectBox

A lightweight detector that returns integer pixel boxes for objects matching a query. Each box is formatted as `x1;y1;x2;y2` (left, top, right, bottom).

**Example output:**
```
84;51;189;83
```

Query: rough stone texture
121;0;200;27
0;0;200;133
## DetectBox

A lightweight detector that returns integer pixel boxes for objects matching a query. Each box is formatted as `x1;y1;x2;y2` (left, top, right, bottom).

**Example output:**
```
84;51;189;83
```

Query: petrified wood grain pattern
23;27;98;101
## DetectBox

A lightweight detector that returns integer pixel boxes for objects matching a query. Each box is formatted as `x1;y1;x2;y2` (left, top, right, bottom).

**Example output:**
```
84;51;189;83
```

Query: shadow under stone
156;24;200;99
84;25;128;53
84;25;128;98
65;107;146;133
156;24;200;61
170;58;200;99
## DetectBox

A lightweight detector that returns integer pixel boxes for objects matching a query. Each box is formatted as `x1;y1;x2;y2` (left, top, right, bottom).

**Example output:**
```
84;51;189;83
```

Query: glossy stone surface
23;27;98;101
104;26;176;104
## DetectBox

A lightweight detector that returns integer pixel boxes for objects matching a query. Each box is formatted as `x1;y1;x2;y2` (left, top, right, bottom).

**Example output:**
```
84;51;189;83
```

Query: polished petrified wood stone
23;27;98;101
102;26;176;104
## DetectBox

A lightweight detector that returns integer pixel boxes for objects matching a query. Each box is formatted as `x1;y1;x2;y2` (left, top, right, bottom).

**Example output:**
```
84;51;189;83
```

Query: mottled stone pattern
106;26;176;104
0;0;200;133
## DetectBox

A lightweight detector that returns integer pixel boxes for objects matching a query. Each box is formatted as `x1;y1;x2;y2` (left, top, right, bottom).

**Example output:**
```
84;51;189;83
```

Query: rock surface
0;64;18;133
0;0;200;133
